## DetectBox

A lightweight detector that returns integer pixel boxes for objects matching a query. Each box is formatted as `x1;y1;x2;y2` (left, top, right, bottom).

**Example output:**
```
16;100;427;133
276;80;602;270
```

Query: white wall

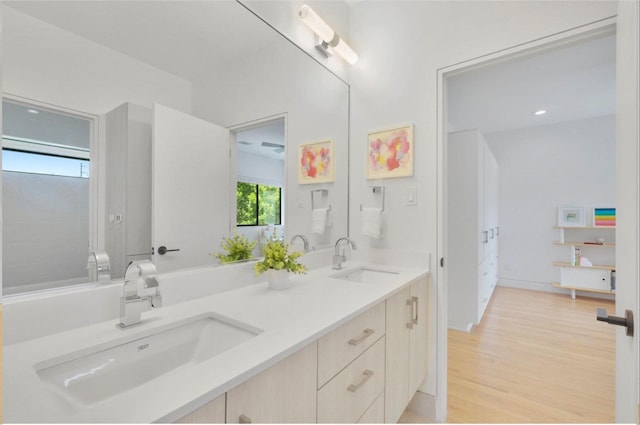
3;172;89;292
348;0;617;417
2;6;192;115
486;115;616;293
237;151;285;187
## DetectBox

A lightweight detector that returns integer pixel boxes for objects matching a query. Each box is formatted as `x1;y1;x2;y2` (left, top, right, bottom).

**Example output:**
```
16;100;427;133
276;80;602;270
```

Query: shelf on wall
551;282;615;295
552;261;616;271
552;241;616;247
553;225;616;229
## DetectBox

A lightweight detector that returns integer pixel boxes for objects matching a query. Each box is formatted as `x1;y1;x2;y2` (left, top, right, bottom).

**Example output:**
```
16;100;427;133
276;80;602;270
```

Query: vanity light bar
299;4;358;65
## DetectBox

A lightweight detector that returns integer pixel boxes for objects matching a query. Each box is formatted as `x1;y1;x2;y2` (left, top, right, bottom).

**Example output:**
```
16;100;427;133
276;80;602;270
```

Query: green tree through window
237;182;281;226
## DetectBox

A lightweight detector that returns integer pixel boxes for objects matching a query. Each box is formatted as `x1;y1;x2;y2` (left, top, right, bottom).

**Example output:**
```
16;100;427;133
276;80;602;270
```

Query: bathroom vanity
3;254;430;423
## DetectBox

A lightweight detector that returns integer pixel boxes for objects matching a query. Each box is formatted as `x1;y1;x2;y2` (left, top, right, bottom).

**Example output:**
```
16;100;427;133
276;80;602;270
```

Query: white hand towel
312;208;329;235
362;207;382;239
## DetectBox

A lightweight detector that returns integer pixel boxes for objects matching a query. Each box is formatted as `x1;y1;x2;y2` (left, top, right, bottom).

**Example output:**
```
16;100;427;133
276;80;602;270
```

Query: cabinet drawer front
317;336;386;423
357;390;385;423
317;301;385;387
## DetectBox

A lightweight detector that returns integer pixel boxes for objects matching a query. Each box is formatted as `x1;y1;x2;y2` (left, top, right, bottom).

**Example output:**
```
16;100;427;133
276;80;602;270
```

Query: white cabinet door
409;277;429;394
152;103;230;273
385;286;411;423
175;394;225;423
385;277;430;422
226;342;317;423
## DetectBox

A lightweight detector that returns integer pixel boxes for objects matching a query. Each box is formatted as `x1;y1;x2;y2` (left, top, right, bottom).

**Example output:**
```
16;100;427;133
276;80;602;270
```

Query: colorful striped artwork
593;208;616;227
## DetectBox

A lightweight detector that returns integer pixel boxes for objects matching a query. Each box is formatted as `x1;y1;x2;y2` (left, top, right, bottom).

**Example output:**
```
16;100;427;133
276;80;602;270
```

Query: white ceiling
447;32;616;135
4;1;277;82
236;120;286;161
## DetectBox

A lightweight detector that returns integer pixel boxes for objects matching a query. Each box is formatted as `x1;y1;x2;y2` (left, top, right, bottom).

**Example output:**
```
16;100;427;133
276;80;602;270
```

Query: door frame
435;16;638;422
228;113;288;236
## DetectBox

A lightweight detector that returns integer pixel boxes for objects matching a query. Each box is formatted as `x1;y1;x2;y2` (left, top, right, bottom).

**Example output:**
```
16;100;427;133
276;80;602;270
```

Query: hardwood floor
401;287;615;423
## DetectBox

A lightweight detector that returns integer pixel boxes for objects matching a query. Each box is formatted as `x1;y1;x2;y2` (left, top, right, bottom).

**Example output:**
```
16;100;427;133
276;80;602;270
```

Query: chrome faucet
333;237;357;270
87;250;111;283
290;234;310;252
119;260;162;328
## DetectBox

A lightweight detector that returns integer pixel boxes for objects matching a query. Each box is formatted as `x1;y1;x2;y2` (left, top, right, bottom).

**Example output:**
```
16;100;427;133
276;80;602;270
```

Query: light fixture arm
299;4;358;65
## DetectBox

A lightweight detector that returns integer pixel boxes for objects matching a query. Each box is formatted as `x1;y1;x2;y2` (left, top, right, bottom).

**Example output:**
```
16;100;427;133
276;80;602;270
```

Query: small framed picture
298;140;334;184
367;124;414;179
557;207;586;227
593;207;616;227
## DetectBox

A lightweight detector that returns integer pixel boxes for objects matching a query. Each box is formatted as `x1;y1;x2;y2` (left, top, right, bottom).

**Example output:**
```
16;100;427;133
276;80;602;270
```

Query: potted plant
255;234;306;289
212;232;258;264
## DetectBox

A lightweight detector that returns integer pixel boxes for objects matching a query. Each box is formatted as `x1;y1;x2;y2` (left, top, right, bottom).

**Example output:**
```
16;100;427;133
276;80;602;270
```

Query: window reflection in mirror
2;99;94;295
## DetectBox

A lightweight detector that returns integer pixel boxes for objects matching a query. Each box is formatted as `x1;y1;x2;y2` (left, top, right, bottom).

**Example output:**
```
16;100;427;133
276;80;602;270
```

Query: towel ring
360;186;385;212
311;189;331;211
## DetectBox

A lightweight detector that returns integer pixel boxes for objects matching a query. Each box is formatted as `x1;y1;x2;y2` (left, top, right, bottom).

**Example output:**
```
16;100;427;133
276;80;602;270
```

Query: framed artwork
557;207;586;227
298;140;334;184
593;207;616;227
367;125;414;179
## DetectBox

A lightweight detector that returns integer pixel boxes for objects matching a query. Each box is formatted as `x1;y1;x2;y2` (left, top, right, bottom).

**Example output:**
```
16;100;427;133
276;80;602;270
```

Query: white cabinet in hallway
447;129;499;331
384;277;429;423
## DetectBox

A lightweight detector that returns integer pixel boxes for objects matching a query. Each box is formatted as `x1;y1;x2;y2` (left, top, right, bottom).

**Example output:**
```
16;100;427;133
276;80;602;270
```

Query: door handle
153;246;181;255
596;307;634;337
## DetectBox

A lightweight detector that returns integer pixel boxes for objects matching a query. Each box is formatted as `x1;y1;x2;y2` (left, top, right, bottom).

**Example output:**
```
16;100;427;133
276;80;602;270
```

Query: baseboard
447;322;473;332
407;390;439;422
498;279;614;300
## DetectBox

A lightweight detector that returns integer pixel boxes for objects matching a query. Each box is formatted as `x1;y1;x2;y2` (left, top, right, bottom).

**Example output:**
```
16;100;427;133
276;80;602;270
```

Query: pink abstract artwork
367;125;413;179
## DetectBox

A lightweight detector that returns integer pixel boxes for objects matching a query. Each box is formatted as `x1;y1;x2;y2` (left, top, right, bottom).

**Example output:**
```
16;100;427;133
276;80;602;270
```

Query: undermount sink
35;313;262;407
331;266;400;283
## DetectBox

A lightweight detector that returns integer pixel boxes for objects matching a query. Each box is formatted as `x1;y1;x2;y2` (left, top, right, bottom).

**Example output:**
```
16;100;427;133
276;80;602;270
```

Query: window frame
236;181;282;227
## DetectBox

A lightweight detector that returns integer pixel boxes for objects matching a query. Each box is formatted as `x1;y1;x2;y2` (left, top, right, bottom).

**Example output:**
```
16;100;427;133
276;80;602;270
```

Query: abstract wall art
367;125;413;179
298;139;334;184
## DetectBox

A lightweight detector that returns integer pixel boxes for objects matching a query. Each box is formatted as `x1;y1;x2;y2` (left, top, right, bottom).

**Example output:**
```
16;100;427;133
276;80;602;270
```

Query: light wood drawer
317;301;385;387
317;336;386;423
357;390;384;423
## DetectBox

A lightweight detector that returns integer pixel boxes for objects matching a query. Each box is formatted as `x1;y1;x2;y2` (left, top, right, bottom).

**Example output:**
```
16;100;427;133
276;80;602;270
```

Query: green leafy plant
212;232;257;264
255;234;306;275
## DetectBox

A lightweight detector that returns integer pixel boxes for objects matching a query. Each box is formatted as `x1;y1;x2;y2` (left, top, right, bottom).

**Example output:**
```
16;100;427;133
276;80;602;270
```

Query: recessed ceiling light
533;110;547;116
27;109;39;114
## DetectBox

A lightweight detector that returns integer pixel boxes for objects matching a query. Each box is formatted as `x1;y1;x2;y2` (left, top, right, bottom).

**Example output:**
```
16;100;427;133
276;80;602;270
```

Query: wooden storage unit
385;277;429;423
175;281;428;424
104;102;153;278
226;341;318;424
552;226;616;299
447;129;499;330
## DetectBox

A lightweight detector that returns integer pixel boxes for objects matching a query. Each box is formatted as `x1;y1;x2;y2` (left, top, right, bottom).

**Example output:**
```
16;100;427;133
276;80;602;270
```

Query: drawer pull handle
406;299;414;329
347;369;374;393
412;296;419;325
239;414;252;423
348;328;375;346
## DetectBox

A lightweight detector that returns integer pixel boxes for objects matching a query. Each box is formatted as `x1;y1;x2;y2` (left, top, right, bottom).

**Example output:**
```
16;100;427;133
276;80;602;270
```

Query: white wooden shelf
552;241;615;247
553;225;616;299
553;226;616;229
551;282;615;295
552;261;615;271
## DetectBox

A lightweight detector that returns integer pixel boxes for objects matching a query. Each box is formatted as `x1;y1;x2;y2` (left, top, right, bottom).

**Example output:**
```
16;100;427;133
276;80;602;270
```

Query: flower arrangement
212;232;257;264
255;234;306;275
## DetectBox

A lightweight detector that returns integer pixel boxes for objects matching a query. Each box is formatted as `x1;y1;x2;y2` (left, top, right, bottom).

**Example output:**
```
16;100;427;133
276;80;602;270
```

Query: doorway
231;117;286;255
443;26;618;422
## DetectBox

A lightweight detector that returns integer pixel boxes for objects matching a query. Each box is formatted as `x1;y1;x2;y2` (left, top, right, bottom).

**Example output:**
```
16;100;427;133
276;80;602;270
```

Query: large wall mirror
2;1;349;294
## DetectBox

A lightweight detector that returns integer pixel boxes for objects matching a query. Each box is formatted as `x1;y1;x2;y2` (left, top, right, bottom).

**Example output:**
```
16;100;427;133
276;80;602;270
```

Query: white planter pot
267;269;291;290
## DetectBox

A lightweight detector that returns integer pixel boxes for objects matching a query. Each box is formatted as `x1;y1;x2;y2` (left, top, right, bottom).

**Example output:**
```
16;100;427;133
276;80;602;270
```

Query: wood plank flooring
402;287;615;423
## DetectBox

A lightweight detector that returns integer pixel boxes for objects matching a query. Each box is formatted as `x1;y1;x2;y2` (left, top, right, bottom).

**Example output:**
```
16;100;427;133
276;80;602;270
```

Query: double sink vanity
4;250;430;423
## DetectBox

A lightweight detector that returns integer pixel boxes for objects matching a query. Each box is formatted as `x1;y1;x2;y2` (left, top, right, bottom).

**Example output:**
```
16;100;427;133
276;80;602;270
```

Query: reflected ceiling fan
260;141;285;153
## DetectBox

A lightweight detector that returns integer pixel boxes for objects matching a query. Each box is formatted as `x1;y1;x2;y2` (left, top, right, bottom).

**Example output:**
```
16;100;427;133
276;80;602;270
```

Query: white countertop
4;261;429;423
